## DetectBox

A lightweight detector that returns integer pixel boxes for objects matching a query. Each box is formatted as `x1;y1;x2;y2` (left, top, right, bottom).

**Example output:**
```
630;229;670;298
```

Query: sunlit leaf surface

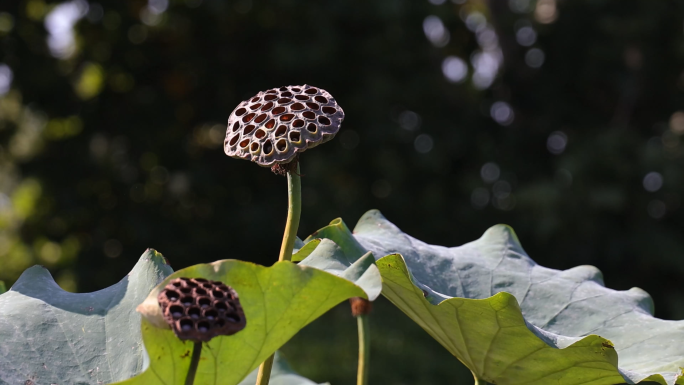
296;238;382;301
116;259;366;385
307;210;684;385
0;249;173;384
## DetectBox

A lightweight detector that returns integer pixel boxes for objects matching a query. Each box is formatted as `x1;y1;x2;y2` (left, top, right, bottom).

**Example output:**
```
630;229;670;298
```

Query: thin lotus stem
184;342;202;385
278;164;302;262
356;314;371;385
256;163;302;385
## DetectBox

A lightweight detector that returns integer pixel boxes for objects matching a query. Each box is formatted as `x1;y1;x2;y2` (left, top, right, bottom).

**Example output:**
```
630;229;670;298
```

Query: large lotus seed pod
224;85;345;167
157;277;246;342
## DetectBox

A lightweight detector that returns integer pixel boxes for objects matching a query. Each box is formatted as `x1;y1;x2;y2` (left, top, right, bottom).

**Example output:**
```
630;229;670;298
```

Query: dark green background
1;0;683;383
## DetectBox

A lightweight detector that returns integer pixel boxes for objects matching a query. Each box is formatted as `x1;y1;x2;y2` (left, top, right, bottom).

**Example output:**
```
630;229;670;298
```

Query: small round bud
349;297;372;317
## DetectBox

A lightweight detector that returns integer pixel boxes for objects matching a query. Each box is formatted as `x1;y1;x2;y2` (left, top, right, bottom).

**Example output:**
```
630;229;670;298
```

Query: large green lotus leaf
116;259;366;385
238;352;328;385
0;249;173;385
296;238;382;301
0;281;5;294
308;210;684;385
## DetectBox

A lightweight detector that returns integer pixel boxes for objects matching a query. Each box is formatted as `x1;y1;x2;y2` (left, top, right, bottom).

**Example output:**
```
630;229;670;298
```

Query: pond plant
0;85;683;385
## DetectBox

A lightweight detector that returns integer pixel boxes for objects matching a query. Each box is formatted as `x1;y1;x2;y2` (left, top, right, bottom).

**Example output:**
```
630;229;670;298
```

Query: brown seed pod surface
349;297;372;317
225;85;345;167
158;277;246;342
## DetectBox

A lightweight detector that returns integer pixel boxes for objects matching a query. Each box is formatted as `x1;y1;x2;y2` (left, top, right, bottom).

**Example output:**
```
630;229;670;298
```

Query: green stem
184;342;202;385
255;354;275;385
356;314;371;385
256;165;302;385
278;164;301;262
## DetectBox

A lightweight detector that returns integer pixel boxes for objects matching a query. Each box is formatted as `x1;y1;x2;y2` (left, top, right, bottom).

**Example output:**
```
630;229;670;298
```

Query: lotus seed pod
225;85;345;167
157;277;246;342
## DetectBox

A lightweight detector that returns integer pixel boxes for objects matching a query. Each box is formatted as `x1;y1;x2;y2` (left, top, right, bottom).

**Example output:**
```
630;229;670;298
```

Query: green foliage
297;238;382;301
119;259;367;385
304;219;367;263
0;249;172;384
291;238;319;263
305;210;684;384
379;254;666;385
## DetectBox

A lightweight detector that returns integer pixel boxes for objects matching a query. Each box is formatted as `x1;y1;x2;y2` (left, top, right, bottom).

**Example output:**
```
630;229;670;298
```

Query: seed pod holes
158;277;246;342
225;85;345;167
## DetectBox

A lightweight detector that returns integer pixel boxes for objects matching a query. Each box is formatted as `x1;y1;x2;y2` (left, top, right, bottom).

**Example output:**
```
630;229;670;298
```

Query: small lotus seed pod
349;297;372;316
157;277;246;342
225;85;345;167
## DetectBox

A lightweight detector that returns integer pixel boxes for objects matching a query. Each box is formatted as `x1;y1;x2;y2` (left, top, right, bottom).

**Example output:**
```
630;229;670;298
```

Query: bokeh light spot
535;0;558;24
442;56;468;83
0;12;14;33
414;134;434;153
490;102;514;126
44;0;88;59
643;172;663;192
423;16;450;47
399;111;421;131
669;111;684;135
547;131;567;154
481;163;500;183
516;26;537;46
0;64;13;96
525;48;545;68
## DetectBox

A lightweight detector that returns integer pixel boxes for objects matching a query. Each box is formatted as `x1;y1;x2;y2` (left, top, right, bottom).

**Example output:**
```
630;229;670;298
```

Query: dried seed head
158;277;246;342
225;85;345;167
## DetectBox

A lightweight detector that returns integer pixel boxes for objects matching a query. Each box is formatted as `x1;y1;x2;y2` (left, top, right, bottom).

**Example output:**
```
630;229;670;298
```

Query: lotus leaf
0;249;173;384
116;259;366;385
307;210;684;385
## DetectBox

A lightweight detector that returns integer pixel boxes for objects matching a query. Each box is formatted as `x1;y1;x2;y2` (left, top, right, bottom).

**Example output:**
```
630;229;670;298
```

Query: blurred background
0;0;683;383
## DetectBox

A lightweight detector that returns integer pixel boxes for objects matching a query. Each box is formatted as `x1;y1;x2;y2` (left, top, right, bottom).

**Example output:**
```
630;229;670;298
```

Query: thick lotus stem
184;342;202;385
256;163;302;385
278;164;301;262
